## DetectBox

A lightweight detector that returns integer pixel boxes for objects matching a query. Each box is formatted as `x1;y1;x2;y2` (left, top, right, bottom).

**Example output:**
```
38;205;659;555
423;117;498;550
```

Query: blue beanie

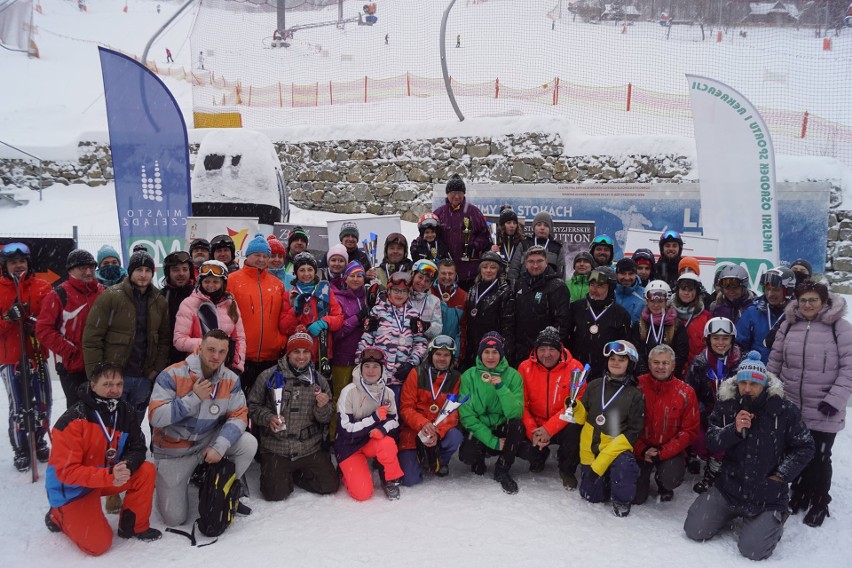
97;244;121;266
245;233;271;257
736;351;767;386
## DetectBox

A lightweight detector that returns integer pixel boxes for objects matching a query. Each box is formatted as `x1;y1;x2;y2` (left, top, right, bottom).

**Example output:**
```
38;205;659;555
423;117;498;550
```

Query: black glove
4;302;23;322
646;449;661;465
357;304;369;322
818;401;839;417
585;470;601;484
393;363;414;382
24;316;36;337
363;316;380;333
409;317;430;334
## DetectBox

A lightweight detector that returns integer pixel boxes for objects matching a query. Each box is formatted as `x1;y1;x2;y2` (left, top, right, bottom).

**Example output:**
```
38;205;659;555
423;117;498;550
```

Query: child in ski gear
411;213;450;263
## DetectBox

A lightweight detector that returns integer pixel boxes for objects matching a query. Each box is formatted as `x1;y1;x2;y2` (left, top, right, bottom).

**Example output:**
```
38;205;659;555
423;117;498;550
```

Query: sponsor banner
273;223;329;260
99;47;191;266
688;74;780;270
434;182;828;274
187;216;260;267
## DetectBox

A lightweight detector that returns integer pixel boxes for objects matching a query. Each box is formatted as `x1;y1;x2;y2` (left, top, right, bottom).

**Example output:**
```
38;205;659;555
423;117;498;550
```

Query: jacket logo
140;162;164;202
535;292;543;303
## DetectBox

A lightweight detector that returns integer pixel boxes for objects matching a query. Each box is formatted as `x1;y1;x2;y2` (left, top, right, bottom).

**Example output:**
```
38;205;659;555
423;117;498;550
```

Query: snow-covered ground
1;184;851;566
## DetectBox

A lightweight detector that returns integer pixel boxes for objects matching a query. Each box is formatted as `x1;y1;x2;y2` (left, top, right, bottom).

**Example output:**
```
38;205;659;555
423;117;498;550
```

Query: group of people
0;175;848;560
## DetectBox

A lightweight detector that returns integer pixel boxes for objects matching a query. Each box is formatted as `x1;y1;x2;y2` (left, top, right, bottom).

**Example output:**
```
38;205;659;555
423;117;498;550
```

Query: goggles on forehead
1;242;30;256
603;341;638;363
592;235;613;246
199;262;228;278
428;335;457;353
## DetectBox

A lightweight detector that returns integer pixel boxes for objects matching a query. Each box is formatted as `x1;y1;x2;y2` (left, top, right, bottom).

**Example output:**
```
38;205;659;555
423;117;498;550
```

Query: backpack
165;459;241;546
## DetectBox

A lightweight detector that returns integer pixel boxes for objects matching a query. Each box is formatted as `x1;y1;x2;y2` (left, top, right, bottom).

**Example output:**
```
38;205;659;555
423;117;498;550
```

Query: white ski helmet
645;280;671;299
704;317;736;339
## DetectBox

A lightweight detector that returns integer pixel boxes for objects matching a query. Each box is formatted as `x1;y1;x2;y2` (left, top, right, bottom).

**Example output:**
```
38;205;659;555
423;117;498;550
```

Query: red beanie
286;325;314;354
267;235;286;256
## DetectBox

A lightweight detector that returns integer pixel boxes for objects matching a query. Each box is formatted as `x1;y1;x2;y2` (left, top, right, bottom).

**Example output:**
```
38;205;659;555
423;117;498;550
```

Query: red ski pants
340;436;403;501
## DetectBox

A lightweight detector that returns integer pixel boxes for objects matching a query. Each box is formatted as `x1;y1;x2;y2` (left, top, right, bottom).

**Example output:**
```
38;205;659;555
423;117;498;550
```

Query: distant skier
165;48;173;63
385;33;389;45
456;34;461;48
198;50;205;70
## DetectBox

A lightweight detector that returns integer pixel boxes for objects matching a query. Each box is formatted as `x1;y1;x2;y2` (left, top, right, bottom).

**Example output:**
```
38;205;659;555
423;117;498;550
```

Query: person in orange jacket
228;233;289;394
634;344;699;504
0;242;53;472
518;326;586;489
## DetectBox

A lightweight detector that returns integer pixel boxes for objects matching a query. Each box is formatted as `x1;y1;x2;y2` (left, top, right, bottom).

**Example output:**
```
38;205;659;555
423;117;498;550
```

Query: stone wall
1;133;848;291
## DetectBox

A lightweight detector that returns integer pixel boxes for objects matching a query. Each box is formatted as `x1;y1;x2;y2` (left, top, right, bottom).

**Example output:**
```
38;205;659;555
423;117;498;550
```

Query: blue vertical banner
98;47;191;268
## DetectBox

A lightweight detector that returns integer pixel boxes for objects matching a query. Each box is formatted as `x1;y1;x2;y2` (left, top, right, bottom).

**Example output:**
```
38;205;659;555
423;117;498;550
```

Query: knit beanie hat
344;260;365;279
678;256;700;275
478;331;505;359
292;251;318;273
245;233;271;257
127;251;155;275
327;244;348;264
499;205;518;225
287;325;314;354
615;258;637;274
532;211;553;233
535;326;562;350
66;249;97;271
446;173;466;194
339;221;359;240
266;235;286;256
97;245;121;266
791;258;813;277
736;351;767;386
288;226;309;247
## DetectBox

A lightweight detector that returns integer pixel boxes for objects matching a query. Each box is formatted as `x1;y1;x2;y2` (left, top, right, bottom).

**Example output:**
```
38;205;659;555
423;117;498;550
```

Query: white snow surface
0;185;851;566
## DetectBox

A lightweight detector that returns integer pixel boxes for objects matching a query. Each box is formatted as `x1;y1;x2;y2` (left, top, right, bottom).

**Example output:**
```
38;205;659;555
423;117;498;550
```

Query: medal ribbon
647;312;665;345
586;300;611;326
501;242;514;262
390;304;407;333
360;376;385;406
428;368;449;402
600;378;627;415
472;279;498;310
94;409;117;455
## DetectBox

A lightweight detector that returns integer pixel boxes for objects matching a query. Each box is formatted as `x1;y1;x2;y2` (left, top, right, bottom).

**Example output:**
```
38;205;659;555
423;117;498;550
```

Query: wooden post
329;80;333;106
279;82;283;108
495;78;500;99
626;83;632;112
364;76;368;103
553;77;559;106
407;72;411;97
801;111;810;139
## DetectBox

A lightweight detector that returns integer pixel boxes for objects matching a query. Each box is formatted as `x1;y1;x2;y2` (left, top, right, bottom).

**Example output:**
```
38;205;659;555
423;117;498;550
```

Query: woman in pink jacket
173;260;246;372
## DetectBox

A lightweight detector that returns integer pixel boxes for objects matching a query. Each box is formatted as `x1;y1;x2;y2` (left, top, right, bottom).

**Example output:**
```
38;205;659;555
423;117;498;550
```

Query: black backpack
166;459;241;546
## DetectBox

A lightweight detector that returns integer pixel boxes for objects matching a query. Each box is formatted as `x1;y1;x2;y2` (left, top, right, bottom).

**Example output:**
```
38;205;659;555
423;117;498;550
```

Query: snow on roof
748;2;800;18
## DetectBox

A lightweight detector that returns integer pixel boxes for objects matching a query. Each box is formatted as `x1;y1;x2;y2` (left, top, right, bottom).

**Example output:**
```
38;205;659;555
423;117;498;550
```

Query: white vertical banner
687;74;780;275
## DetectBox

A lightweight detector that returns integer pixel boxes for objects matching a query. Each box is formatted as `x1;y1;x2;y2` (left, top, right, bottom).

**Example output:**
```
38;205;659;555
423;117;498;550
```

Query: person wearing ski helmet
567;251;595;303
434;174;491;290
572;339;644;518
684;317;742;494
631;248;656;287
737;266;795;363
655;230;684;288
334;345;404;501
711;264;755;324
1;242;53;472
459;332;526;494
188;238;210;269
411;212;450;263
398;335;464;485
493;205;524;283
281;251;344;366
37;249;104;409
589;234;615;268
409;259;443;340
509;210;565;280
375;233;413;287
210;234;239;273
173;260;246;373
629;280;689;379
670;272;712;376
463;251;515;369
614;257;646;324
566;266;631;378
161;250;196;365
510;245;572;366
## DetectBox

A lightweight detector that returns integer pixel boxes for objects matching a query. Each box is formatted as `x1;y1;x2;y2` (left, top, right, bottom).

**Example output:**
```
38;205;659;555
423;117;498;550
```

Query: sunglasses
2;242;30;256
677;283;697;291
199;263;228;277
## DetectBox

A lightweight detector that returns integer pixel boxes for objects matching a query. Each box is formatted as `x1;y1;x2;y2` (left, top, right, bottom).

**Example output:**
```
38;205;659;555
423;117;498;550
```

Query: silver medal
105;448;117;462
209;403;220;416
589;324;599;335
470;308;478;317
595;414;606;426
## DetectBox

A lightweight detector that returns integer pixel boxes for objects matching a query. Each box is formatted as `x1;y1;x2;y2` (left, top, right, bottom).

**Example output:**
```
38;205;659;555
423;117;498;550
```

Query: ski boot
693;457;721;494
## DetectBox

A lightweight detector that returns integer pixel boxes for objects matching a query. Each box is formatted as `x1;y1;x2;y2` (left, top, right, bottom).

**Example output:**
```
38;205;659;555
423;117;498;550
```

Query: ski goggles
413;260;438;280
719;279;743;290
361;347;386;365
164;251;191;265
428;335;457;353
603;341;638;363
646;291;668;302
591;235;613;246
385;233;407;247
1;242;30;257
199;262;228;278
705;318;736;336
661;230;681;241
388;272;412;289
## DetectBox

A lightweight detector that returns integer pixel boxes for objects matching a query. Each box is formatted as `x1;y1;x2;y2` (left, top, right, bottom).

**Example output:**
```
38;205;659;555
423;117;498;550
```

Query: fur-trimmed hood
785;291;847;325
717;372;785;402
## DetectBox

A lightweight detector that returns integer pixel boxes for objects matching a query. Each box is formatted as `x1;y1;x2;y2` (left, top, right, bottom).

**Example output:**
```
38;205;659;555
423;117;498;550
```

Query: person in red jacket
0;242;53;472
634;344;699;504
36;249;104;409
518;326;586;489
45;362;160;555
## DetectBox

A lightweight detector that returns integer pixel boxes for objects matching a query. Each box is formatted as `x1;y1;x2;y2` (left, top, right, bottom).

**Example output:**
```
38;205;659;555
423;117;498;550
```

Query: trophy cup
559;364;590;423
418;394;470;443
487;221;497;247
460;218;471;261
369;232;379;266
269;372;287;432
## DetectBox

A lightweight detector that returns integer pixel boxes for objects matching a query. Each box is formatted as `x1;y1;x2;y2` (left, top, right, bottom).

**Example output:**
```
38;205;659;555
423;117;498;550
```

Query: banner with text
687;74;780;272
187;216;260;267
99;47;191;267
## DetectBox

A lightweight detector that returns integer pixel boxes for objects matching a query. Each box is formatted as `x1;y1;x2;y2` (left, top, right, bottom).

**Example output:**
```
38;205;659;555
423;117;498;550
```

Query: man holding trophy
398;335;466;486
518;327;588;490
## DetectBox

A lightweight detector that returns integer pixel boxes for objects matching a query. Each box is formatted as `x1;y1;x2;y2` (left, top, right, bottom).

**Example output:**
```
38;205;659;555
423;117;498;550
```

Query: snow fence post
801;111;809;139
626;83;632;112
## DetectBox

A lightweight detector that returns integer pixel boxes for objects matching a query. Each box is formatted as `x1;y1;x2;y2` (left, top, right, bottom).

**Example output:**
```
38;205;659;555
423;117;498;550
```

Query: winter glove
319;356;331;378
357;304;370;322
369;428;384;440
307;320;328;337
363;316;380;333
585;470;601;485
376;405;388;420
4;302;23;322
393;363;414;382
409;317;430;334
24;316;36;337
818;401;839;417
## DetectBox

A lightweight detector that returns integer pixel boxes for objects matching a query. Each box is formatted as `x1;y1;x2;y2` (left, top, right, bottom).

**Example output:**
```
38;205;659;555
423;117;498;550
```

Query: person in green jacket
567;251;593;301
458;332;525;494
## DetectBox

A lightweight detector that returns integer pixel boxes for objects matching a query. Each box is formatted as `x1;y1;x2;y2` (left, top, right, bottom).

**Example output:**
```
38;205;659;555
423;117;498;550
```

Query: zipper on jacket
800;322;810;406
546;371;551;418
256;274;264;361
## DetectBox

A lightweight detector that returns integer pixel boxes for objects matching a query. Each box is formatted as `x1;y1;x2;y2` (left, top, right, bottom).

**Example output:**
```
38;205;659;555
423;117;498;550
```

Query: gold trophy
461;217;471;261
